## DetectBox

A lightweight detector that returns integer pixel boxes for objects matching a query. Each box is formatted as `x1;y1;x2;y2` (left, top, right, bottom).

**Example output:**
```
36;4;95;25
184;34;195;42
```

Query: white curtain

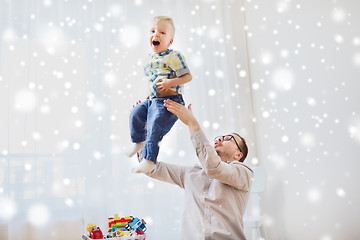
0;0;255;239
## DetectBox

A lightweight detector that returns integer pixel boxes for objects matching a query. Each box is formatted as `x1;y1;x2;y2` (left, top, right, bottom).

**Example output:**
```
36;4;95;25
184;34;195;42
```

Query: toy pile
82;214;147;240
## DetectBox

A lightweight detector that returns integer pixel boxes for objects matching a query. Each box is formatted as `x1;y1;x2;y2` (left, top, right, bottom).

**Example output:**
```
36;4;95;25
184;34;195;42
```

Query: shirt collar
156;49;172;57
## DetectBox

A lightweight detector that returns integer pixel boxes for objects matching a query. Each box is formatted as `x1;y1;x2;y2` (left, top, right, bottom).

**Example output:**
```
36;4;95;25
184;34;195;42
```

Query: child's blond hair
152;16;175;37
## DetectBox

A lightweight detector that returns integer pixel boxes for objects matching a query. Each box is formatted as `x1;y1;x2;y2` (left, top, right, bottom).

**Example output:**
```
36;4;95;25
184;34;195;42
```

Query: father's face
214;134;243;162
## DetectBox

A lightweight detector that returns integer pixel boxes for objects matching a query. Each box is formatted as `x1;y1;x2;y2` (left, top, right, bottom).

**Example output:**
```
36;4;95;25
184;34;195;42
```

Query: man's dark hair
233;133;248;162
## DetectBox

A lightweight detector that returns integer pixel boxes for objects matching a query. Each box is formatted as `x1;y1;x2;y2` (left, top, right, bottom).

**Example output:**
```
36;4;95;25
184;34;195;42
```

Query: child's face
149;20;174;54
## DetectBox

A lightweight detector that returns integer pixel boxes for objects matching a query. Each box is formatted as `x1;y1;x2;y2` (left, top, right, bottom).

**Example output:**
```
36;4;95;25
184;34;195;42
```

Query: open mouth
152;40;160;46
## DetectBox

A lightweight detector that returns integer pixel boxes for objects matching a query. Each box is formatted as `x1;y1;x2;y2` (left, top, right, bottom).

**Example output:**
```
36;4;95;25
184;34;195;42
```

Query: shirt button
205;220;208;223
208;178;212;181
203;191;207;195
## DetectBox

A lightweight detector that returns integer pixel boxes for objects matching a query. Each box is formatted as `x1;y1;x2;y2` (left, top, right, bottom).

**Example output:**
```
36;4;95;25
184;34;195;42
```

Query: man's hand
156;79;172;90
164;99;200;134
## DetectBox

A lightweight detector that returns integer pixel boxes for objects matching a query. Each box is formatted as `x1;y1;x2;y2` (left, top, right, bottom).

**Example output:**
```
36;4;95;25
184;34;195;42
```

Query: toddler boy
128;16;192;174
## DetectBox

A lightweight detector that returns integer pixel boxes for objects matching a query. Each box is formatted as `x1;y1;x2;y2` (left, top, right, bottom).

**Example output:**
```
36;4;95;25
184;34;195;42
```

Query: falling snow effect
119;26;141;48
0;198;17;220
300;133;316;148
0;0;359;239
14;89;37;112
307;188;322;203
28;204;50;227
271;68;295;91
348;119;360;144
353;52;360;67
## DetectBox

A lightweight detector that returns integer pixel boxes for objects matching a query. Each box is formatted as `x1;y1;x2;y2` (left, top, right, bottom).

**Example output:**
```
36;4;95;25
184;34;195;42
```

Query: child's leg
128;101;148;157
134;109;178;173
141;96;185;163
134;96;184;174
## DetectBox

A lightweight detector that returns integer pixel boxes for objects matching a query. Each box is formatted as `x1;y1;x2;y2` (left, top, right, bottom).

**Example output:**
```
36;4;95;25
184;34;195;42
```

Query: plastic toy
125;217;147;234
108;215;134;232
83;214;147;239
85;224;104;239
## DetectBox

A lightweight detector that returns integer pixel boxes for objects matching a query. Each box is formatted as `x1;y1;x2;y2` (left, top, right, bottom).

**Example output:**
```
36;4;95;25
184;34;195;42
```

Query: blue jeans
129;95;185;163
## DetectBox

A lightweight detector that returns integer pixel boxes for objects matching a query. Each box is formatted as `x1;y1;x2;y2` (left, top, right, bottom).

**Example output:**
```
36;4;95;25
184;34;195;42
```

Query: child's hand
156;79;172;90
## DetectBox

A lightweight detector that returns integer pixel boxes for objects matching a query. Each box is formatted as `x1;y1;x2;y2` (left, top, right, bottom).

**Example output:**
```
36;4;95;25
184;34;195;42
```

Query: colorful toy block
85;224;104;239
84;214;147;239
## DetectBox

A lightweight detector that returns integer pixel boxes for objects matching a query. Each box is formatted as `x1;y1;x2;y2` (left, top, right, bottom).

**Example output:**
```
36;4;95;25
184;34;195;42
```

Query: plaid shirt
144;49;190;98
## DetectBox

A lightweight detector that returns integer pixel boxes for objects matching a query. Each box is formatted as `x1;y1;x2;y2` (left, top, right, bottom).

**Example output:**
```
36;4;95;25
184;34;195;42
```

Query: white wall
244;0;360;239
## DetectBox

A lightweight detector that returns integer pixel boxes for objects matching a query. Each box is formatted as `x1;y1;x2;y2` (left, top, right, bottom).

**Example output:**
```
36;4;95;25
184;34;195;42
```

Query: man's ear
235;152;243;161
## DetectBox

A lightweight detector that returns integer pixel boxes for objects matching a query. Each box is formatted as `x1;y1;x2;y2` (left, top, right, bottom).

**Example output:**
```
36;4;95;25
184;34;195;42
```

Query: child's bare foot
127;141;145;158
133;159;155;174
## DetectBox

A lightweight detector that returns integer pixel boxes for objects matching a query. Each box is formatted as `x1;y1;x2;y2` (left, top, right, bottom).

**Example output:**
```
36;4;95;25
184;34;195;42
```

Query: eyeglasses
214;135;242;153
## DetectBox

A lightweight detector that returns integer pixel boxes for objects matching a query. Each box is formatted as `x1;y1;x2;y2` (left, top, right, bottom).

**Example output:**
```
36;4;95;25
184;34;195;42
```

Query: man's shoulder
230;161;254;173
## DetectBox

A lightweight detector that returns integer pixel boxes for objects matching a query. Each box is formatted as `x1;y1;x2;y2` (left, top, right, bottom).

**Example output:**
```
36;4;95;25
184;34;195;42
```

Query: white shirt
148;130;253;240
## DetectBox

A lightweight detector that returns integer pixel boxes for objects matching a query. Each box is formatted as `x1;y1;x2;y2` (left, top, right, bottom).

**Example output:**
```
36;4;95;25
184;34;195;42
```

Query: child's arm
155;73;192;90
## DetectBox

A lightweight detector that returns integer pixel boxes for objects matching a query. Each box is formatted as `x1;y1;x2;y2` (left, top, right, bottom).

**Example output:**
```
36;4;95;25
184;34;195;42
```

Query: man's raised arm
164;100;253;191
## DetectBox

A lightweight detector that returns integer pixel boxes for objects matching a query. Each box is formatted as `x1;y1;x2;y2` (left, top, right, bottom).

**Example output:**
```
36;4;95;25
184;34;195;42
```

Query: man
139;99;253;240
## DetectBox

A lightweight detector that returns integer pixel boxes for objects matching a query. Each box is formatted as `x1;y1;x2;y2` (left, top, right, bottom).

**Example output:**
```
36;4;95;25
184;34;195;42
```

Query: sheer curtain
0;0;255;239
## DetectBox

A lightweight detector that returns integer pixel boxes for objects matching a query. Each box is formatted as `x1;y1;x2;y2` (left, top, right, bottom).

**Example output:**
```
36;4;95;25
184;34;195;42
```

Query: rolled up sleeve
147;162;191;189
168;51;190;77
